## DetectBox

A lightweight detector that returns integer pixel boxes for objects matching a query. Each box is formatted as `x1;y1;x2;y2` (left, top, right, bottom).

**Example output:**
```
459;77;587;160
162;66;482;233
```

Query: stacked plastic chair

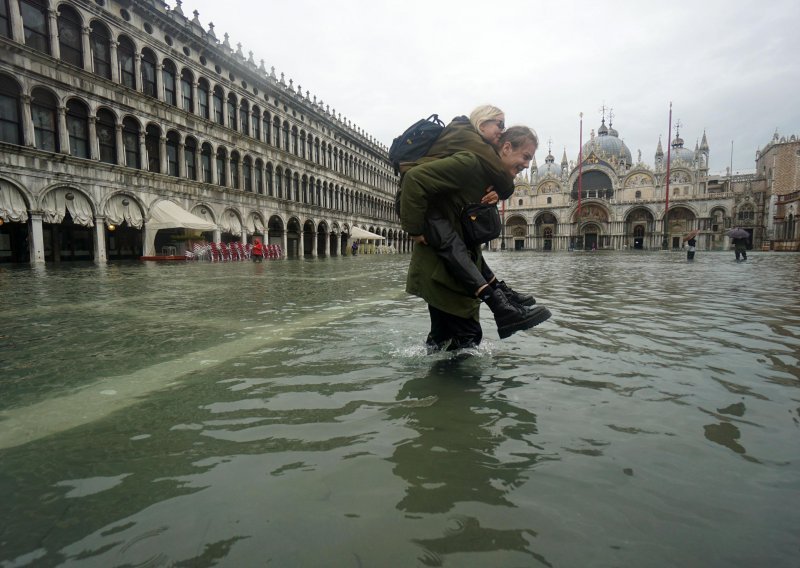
209;242;222;261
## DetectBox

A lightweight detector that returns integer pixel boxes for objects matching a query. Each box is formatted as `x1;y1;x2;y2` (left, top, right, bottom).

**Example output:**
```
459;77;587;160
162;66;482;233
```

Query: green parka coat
400;151;496;320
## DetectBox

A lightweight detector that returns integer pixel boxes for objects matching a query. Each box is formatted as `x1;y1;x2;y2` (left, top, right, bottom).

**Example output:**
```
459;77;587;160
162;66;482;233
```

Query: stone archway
625;207;655;249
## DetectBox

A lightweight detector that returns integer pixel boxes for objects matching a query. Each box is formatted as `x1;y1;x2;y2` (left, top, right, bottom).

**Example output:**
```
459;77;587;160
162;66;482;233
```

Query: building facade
496;117;790;253
0;0;407;264
755;131;800;251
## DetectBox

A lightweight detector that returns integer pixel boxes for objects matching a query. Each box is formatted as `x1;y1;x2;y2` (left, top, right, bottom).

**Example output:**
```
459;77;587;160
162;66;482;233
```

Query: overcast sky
185;0;799;175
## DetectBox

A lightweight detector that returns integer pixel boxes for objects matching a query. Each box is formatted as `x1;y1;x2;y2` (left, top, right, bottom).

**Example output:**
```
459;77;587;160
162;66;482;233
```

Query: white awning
144;201;218;255
147;200;218;231
349;226;385;240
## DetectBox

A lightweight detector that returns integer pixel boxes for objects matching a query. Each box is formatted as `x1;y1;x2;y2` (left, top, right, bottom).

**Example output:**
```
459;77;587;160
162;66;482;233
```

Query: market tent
349;226;385;240
144;200;218;255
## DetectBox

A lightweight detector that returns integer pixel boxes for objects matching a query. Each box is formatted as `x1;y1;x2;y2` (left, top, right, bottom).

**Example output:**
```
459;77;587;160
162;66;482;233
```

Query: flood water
1;251;799;567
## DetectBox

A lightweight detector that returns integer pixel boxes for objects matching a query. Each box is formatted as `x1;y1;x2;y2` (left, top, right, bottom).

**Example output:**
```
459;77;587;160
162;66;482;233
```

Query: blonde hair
469;105;504;132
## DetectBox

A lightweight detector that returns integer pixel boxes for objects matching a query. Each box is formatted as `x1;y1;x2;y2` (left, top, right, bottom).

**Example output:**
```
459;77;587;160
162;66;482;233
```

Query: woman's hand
481;186;499;205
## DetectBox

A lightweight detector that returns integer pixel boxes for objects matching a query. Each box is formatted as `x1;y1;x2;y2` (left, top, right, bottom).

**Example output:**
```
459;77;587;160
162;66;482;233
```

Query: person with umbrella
684;229;698;261
728;227;749;261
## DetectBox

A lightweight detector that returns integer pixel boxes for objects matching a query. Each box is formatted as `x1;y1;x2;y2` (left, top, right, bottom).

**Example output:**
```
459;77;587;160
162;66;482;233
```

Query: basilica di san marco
499;117;766;252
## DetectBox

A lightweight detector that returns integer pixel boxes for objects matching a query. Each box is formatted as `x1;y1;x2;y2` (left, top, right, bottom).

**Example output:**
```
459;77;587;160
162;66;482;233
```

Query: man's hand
412;234;428;245
481;186;499;205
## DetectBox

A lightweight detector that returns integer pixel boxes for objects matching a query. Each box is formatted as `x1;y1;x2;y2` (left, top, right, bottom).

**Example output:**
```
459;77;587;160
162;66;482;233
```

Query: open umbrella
684;229;699;240
727;228;749;239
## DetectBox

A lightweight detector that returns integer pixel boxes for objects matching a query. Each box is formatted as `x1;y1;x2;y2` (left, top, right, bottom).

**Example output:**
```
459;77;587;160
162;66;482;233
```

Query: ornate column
28;213;46;264
8;0;24;44
281;230;287;258
57;106;69;154
93;215;107;263
236;159;243;190
323;230;330;257
109;41;119;83
20;95;35;147
133;53;143;92
87;116;99;160
177;141;185;177
138;131;147;170
47;9;60;59
310;231;317;258
159;135;167;174
191;81;199;114
156;63;164;102
224;155;232;188
81;26;92;71
209;148;218;185
194;146;202;182
115;123;125;165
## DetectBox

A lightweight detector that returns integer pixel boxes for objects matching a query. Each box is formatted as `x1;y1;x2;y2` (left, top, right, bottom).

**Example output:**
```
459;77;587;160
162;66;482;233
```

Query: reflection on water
1;252;799;567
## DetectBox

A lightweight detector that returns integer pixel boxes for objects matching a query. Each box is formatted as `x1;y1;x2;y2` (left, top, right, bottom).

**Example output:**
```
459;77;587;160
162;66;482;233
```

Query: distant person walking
686;237;696;261
733;237;748;261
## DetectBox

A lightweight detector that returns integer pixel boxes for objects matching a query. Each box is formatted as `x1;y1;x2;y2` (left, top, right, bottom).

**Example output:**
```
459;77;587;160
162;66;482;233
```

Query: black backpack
388;114;445;176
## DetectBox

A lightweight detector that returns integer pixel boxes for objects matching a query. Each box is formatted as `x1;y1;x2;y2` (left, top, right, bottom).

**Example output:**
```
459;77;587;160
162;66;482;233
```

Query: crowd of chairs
184;241;283;261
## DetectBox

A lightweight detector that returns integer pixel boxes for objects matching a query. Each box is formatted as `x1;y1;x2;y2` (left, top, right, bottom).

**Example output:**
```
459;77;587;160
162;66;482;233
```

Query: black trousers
424;213;495;296
426;305;483;352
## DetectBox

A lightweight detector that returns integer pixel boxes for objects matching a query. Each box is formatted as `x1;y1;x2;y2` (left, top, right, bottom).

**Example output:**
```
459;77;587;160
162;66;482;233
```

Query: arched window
0;75;22;145
166;131;179;176
273;117;281;148
216;147;227;186
546;197;552;204
291;126;298;155
254;159;263;194
252;106;261;140
0;0;10;38
266;163;274;196
314;139;320;164
197;78;210;119
141;49;157;98
282;122;290;151
30;88;58;152
122;117;140;168
118;36;136;89
180;69;193;112
57;5;83;68
20;0;49;54
65;98;89;158
635;190;642;199
230;151;240;189
227;93;237;131
240;99;249;136
184;136;197;180
97;108;116;164
201;142;212;183
243;156;252;192
275;166;282;198
162;60;177;106
212;86;224;125
145;124;161;173
90;21;112;79
263;112;271;144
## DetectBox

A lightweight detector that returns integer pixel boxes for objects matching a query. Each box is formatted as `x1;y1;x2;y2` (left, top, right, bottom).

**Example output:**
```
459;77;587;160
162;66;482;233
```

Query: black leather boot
480;288;551;339
494;280;536;307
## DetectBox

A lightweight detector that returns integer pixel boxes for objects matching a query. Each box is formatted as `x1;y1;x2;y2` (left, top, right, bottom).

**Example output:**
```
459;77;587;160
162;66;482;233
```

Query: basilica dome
669;134;696;165
537;152;562;180
582;119;632;165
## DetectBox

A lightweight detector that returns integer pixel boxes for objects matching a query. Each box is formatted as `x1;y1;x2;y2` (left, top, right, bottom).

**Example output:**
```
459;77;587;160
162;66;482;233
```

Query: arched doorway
286;218;301;258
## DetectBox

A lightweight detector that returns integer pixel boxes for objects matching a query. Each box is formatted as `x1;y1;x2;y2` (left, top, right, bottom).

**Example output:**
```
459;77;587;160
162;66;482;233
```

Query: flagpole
577;112;583;248
663;102;672;250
